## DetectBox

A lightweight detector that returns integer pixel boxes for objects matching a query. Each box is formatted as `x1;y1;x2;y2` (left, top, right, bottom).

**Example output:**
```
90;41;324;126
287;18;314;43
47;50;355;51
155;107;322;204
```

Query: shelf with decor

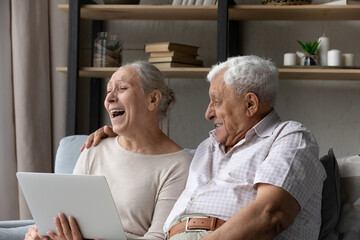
56;66;360;81
58;1;360;136
57;4;360;21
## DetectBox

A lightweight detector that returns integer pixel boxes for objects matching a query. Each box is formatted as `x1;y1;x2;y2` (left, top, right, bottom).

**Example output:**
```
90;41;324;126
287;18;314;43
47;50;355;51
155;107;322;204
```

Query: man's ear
245;92;259;117
147;90;162;111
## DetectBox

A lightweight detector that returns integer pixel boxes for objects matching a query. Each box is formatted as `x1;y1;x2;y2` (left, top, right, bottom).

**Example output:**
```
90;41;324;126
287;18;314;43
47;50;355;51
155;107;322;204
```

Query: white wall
87;1;360;157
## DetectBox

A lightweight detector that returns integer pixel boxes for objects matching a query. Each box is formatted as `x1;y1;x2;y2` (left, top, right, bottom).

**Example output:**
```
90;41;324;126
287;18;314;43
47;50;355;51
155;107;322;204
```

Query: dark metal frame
65;0;238;135
66;0;80;136
217;0;238;63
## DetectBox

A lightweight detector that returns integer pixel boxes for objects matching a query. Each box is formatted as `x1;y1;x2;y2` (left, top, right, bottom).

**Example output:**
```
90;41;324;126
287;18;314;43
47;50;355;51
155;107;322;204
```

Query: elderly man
85;55;326;240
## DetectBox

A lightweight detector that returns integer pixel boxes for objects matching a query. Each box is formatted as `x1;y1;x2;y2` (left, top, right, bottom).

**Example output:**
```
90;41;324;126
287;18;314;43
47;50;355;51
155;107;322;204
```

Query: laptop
16;172;127;240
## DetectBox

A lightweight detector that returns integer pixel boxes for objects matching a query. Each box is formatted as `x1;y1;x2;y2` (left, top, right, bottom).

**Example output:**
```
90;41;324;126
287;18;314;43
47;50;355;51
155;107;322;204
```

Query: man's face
205;70;250;149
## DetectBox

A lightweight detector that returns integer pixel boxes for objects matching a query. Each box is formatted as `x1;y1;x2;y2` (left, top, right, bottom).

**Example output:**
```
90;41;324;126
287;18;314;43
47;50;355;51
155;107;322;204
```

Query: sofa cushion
318;148;341;240
336;154;360;234
54;135;88;174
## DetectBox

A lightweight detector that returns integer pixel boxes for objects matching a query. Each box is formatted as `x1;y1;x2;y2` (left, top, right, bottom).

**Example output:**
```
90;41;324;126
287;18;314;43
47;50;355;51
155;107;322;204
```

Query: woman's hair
119;61;175;120
207;55;279;108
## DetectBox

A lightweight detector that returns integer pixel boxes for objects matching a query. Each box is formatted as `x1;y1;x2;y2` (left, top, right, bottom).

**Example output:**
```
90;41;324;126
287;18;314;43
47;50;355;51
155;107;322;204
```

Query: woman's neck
117;127;181;155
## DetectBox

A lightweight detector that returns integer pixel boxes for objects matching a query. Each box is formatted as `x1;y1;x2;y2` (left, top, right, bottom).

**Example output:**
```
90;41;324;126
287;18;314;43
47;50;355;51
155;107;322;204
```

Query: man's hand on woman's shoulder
80;126;117;152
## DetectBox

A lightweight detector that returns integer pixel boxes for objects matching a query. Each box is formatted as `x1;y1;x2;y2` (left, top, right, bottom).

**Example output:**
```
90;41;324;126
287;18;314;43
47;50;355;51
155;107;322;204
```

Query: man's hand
80;125;117;152
25;225;49;240
47;213;82;240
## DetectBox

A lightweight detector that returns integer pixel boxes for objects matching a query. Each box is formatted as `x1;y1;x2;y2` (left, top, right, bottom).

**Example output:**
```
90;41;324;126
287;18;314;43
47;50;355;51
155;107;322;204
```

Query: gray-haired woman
25;62;192;240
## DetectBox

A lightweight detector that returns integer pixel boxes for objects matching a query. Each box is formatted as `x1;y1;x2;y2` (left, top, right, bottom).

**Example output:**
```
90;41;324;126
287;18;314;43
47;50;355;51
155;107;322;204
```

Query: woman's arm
143;159;191;239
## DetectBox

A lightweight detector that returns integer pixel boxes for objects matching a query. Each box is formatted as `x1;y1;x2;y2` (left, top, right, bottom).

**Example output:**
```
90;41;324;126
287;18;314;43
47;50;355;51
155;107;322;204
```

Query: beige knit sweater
73;137;192;239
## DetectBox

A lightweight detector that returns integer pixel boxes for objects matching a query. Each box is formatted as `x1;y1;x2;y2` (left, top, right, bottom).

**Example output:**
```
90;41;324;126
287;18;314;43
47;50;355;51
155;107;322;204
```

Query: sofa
0;135;88;240
1;135;360;240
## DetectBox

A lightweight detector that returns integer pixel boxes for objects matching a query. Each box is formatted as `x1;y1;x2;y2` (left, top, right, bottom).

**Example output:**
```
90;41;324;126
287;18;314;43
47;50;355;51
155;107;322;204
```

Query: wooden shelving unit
57;4;360;81
57;2;360;135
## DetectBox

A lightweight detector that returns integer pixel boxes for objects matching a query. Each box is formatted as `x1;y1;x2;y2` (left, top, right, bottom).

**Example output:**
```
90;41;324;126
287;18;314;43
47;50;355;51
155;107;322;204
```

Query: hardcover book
149;56;203;66
145;42;199;56
149;51;197;58
152;62;200;68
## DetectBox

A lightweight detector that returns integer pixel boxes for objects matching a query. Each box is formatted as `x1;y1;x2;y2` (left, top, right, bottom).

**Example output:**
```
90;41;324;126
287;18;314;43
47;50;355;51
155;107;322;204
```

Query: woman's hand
80;125;117;152
47;213;82;240
25;225;49;240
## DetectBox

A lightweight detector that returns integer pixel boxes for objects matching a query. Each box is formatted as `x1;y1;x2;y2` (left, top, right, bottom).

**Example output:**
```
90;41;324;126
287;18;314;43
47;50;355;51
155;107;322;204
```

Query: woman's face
104;66;150;135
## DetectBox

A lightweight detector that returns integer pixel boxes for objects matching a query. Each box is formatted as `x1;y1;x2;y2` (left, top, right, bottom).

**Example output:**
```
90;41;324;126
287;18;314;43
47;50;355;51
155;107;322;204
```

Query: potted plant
297;40;320;66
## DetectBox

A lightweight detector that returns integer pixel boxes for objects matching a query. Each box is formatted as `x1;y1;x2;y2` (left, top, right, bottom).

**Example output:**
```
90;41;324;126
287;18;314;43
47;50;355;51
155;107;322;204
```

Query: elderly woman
25;61;192;240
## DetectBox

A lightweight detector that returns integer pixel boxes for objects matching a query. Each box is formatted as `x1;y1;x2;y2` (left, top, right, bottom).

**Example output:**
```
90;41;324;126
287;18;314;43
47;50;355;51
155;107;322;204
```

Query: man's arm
202;183;300;240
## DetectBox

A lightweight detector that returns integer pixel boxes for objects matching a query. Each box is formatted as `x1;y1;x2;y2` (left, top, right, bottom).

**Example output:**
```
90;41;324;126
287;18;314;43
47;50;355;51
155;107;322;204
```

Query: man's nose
205;103;214;120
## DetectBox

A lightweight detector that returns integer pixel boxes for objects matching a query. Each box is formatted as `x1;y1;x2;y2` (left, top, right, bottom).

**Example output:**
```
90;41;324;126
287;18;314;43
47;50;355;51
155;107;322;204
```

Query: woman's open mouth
110;109;125;118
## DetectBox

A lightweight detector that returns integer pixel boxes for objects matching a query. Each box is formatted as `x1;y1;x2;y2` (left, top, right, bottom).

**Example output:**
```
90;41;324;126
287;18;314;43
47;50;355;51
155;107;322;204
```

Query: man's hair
207;55;279;107
119;61;175;120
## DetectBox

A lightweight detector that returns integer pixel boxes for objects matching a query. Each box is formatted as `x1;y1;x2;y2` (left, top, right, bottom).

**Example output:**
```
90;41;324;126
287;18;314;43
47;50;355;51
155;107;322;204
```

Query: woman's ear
147;90;162;111
245;92;259;117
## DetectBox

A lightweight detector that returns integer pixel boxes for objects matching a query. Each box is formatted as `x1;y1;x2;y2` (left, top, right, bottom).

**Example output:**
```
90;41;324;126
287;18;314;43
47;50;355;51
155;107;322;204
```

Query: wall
81;0;360;157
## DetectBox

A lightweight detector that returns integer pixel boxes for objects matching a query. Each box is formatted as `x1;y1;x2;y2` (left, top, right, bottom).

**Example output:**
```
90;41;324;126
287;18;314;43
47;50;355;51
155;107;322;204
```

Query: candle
328;49;342;66
342;53;355;67
283;53;296;66
318;33;330;66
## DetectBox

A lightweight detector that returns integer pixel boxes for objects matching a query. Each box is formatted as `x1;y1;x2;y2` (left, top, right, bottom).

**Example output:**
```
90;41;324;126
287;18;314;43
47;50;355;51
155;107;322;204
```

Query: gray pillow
318;148;341;240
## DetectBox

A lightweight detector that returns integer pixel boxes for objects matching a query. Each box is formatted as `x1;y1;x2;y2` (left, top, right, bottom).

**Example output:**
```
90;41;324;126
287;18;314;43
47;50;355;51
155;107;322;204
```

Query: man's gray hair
207;55;279;107
120;61;175;120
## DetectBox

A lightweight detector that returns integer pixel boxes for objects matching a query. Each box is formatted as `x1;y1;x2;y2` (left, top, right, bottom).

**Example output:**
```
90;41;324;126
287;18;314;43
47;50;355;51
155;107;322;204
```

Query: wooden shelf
279;67;360;80
56;67;360;80
229;5;360;21
57;4;217;20
58;4;360;21
56;67;211;79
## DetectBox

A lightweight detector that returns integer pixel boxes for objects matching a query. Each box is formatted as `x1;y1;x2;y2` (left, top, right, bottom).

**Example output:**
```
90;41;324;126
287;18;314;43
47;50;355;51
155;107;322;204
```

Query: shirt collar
209;109;281;147
252;110;281;138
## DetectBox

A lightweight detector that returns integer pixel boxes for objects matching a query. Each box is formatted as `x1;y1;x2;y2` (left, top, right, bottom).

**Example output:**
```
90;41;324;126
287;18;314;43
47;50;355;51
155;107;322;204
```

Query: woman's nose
105;91;116;103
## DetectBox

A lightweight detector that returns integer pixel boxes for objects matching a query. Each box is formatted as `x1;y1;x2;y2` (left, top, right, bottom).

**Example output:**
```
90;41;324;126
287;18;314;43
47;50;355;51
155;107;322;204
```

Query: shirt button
191;198;195;202
207;180;212;185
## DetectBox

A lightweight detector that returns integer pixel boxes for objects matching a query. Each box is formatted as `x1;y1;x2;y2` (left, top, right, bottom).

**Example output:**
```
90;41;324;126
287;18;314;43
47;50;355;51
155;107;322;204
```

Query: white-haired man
85;55;326;240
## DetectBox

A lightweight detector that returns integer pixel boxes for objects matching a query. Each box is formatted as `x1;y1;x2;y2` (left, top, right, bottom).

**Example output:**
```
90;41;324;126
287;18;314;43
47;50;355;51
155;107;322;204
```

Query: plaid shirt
164;110;326;240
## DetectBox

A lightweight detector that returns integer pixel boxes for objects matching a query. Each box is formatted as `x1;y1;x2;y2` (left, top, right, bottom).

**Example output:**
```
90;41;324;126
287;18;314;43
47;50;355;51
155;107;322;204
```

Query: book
195;0;204;4
172;0;182;5
145;42;199;56
152;62;201;68
203;0;217;5
187;0;196;4
149;56;203;66
149;51;197;58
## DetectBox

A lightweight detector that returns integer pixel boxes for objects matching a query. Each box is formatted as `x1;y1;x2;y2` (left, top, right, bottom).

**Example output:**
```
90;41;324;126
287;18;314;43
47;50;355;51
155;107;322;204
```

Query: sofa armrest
0;220;35;240
0;220;35;228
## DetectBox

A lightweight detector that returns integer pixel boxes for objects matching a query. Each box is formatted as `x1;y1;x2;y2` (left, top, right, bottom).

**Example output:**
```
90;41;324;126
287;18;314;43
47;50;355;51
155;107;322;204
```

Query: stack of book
172;0;218;5
145;42;203;68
